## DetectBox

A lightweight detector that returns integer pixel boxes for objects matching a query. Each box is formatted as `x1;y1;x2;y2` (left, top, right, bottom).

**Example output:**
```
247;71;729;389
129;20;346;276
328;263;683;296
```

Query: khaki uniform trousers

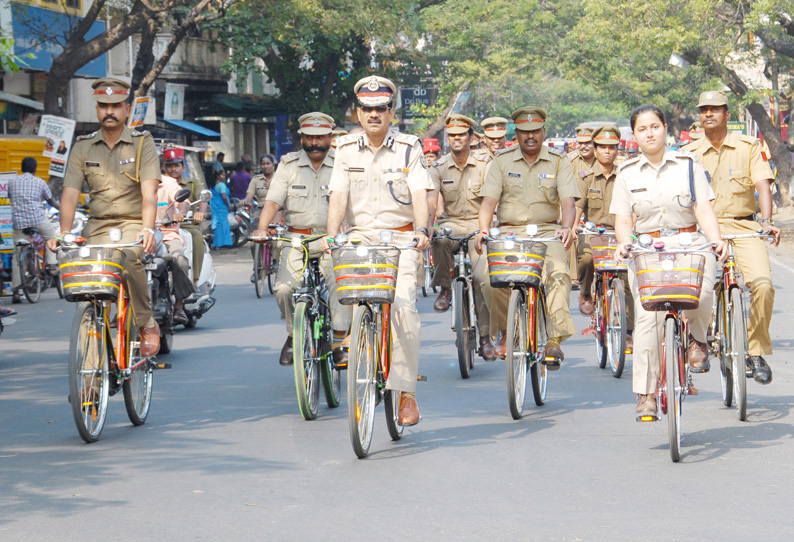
628;233;716;394
12;219;58;290
489;224;576;341
274;239;352;334
578;234;635;331
349;229;422;393
431;221;492;337
84;219;154;329
718;218;774;356
182;225;205;284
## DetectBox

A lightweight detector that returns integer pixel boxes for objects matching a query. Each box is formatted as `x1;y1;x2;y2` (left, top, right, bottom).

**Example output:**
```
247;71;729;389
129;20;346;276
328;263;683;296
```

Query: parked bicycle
709;230;773;421
580;222;629;378
252;224;283;298
485;225;560;420
14;227;48;303
332;231;418;458
58;229;170;443
625;232;714;462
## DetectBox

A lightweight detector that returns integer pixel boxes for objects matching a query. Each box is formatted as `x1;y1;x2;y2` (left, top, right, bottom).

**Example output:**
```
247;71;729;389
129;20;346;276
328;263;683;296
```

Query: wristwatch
417;227;430;237
762;218;775;226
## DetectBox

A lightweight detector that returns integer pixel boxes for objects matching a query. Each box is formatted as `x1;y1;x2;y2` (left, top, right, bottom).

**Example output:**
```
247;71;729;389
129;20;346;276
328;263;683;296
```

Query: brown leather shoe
433;288;452;312
625;333;634;354
279;336;293;366
479;335;496;361
687;334;709;372
578;294;594;316
493;332;507;359
636;393;657;417
398;394;421;426
139;321;161;358
543;338;564;371
333;334;350;368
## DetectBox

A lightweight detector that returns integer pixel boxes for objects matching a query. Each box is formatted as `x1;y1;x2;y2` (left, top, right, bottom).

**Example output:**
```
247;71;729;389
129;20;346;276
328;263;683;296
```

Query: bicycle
15;227;47;303
709;230;773;421
580;223;629;378
332;230;418;458
626;233;713;462
485;225;560;420
252;223;283;298
58;229;170;443
437;227;480;379
420;247;438;297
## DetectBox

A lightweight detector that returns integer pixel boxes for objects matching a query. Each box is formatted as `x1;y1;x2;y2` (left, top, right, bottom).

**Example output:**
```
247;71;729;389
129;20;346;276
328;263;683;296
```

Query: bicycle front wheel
265;245;275;295
593;278;607;369
253;243;265;298
123;302;153;426
505;289;528;419
530;288;548;406
455;280;473;379
69;302;110;443
729;287;748;421
294;301;320;420
21;248;42;304
606;277;627;378
665;317;682;463
348;305;377;458
714;288;733;407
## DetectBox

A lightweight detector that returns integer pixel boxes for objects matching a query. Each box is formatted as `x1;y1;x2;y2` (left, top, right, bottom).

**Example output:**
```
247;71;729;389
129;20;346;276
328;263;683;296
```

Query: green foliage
0;36;33;74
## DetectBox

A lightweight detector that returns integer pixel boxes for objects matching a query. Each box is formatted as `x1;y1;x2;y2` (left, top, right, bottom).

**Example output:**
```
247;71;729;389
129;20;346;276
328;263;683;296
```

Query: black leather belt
732;214;755;221
91;216;141;220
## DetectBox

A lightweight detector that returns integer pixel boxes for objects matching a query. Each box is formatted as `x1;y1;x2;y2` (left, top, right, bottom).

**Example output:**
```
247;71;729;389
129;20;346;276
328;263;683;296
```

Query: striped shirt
8;172;52;230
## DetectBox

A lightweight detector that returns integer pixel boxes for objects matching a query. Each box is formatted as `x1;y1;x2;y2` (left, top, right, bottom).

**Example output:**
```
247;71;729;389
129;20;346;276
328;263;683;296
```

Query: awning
0;90;44;110
160;118;222;139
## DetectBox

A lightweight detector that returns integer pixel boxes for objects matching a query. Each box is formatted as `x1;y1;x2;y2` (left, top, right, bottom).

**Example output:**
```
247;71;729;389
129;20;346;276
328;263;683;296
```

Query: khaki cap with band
481;116;509;138
576;127;594;143
353;76;396;107
91;77;131;104
697;90;728;108
511;106;546;131
591;126;621;145
446;113;476;135
297;111;335;135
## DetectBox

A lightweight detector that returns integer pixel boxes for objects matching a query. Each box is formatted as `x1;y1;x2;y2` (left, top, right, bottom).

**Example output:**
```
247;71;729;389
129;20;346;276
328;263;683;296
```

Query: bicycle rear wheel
729;288;748;421
21;248;42;304
455;280;473;379
606;277;627;378
294;301;320;420
348;305;377;458
69;302;110;443
265;245;275;295
320;308;341;409
123;302;153;426
384;389;403;441
714;289;733;407
530;288;548;406
253;243;265;298
665;317;682;462
506;289;528;419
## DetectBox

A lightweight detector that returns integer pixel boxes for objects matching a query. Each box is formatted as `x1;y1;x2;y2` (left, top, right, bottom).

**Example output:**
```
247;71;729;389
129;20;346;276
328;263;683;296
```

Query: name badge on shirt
348;167;365;172
538;174;555;179
589;188;601;193
442;179;454;184
292;185;306;189
85;161;101;167
630;188;647;193
384;168;409;173
508;172;521;178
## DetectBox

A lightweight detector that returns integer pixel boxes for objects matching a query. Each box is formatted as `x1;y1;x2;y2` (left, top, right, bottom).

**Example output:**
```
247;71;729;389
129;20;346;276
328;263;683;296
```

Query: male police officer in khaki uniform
325;76;433;426
163;147;207;284
49;77;161;357
252;112;351;367
429;113;496;361
475;106;578;366
576;126;634;350
480;116;510;159
683;90;781;384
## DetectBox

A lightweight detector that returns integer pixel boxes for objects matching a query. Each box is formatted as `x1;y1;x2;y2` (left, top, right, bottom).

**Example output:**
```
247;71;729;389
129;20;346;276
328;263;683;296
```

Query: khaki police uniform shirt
265;150;333;230
480;145;578;226
609;150;715;233
568;150;597;210
246;174;271;201
581;162;618;228
64;128;160;218
682;132;774;218
329;131;433;229
430;152;488;224
179;176;205;203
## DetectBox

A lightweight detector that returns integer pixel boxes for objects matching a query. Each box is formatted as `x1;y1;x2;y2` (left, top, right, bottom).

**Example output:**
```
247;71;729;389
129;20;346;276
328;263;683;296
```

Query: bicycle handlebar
721;230;775;242
624;242;716;256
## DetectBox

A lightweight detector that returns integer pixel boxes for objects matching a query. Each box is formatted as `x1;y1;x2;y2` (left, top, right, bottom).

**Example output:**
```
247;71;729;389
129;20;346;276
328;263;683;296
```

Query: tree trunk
130;16;163;97
420;83;469;140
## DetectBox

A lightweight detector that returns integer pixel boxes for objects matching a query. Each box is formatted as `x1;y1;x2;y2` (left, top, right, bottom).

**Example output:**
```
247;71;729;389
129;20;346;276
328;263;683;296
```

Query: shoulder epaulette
567;150;580;160
76;131;97;141
737;134;759;146
334;133;358;147
433;155;449;167
674;149;697;160
496;146;518;157
280;152;299;164
579;169;594;179
547;147;564;156
474;152;490;163
327;148;336;159
617;156;641;172
394;132;420;146
681;141;699;153
130;129;149;137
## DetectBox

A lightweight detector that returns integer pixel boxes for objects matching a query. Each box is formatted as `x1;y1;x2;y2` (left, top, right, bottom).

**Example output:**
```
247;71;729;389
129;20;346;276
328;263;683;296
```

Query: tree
0;36;33;76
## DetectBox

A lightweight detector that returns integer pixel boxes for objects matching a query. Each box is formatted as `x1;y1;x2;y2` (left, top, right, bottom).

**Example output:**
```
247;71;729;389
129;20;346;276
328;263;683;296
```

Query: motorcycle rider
157;173;195;324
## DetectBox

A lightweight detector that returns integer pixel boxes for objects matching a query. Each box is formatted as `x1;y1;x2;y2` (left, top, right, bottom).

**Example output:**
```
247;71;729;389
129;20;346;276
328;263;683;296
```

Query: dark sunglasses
358;105;391;113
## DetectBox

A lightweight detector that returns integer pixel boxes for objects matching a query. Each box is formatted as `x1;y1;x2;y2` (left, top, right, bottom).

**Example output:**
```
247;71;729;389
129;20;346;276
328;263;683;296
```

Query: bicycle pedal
636;413;659;422
417;375;427;381
335;361;348;370
156;362;172;369
687;384;699;395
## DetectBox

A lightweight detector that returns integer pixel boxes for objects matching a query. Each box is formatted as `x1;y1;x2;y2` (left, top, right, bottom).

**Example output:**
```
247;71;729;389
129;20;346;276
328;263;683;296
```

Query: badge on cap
706;93;713;99
313;119;321;127
105;87;113;96
367;78;380;91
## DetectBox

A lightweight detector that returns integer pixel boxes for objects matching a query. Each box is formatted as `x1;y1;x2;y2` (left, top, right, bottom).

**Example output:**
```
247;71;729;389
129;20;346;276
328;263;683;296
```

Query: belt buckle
660;228;677;237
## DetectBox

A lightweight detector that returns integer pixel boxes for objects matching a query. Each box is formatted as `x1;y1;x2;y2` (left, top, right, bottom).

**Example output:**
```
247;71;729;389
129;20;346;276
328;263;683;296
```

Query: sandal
0;307;18;317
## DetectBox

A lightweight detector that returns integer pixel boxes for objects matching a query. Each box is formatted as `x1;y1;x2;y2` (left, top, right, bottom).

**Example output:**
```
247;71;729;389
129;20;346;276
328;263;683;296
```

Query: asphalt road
2;244;794;541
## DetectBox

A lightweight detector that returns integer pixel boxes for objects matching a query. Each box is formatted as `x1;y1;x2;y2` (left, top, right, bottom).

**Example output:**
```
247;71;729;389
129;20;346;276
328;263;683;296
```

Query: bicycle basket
486;240;546;288
332;246;400;305
634;252;705;311
590;235;627;271
58;247;125;302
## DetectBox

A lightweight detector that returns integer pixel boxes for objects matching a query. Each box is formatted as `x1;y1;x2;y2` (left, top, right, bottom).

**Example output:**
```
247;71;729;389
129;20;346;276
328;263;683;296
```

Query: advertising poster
129;96;150;128
164;83;186;121
0;172;16;294
38;114;76;177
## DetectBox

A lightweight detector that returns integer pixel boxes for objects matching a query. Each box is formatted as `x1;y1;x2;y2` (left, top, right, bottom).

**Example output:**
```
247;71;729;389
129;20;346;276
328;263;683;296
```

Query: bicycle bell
334;233;348;246
488;227;501;238
638;234;653;247
525;224;538;236
379;229;394;244
109;228;123;242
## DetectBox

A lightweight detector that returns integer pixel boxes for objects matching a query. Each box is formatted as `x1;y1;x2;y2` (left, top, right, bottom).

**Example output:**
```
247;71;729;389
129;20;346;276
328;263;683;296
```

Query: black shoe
250;273;256;283
279;336;293;366
747;356;772;385
11;293;22;304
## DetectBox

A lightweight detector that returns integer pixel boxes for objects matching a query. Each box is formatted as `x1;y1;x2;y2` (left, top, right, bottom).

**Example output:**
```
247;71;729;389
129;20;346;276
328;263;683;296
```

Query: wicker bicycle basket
58;247;125;302
590;235;627;271
332;246;400;305
487;239;547;288
634;252;705;311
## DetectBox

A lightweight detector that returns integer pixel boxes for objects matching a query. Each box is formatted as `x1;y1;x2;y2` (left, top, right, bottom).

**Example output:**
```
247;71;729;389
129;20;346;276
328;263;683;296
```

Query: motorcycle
229;198;252;248
180;189;217;328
